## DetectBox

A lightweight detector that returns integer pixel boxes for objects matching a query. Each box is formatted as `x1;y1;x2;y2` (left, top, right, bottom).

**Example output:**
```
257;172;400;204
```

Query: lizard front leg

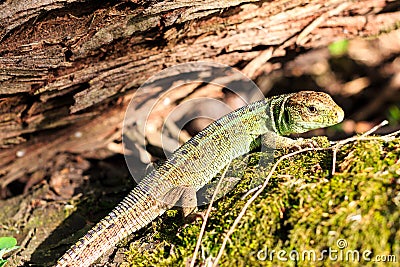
261;132;318;150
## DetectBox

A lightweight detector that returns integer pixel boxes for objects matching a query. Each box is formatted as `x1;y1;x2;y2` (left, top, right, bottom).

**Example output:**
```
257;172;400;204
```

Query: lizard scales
55;91;344;266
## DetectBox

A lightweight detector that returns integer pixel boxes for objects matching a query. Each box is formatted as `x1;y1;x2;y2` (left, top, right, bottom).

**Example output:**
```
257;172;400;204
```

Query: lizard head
281;91;344;135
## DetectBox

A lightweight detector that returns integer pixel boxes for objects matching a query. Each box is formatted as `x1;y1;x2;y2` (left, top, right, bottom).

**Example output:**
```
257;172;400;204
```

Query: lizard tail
55;189;164;267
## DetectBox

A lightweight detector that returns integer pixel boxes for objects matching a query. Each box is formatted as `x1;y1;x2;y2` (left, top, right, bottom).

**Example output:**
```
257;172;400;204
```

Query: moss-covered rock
125;137;400;266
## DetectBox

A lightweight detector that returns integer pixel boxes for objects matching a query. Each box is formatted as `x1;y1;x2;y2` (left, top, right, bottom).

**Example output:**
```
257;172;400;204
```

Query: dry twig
189;165;230;267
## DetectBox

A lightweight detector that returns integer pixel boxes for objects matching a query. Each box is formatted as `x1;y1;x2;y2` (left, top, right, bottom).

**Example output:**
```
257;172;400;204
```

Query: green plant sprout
0;237;19;267
328;39;349;56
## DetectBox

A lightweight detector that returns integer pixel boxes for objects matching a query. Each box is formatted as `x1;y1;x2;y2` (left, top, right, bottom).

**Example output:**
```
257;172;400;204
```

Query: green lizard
55;91;344;267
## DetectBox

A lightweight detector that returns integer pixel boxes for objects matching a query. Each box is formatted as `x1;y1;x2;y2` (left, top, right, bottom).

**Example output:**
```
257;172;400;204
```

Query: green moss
125;137;400;266
377;20;400;36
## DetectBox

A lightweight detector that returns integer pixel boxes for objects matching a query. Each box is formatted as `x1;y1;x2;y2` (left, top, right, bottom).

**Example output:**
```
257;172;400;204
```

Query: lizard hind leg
161;186;198;217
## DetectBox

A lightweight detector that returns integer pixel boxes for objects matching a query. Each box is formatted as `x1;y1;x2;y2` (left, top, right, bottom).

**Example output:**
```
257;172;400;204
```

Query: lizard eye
307;105;317;113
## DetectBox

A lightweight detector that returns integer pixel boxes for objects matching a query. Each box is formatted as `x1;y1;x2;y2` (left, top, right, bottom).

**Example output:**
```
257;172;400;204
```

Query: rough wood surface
0;0;399;195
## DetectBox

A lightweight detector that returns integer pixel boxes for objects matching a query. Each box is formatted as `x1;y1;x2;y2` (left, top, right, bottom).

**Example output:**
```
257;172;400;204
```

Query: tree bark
0;0;399;194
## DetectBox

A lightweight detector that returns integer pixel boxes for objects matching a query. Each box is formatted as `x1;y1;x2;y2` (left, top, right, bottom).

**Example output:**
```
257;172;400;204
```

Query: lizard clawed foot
184;209;206;223
289;138;320;151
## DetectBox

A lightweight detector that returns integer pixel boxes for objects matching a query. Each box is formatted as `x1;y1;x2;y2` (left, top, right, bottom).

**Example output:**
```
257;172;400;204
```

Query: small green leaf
387;105;400;125
0;259;8;267
328;39;349;56
0;237;19;260
0;238;16;250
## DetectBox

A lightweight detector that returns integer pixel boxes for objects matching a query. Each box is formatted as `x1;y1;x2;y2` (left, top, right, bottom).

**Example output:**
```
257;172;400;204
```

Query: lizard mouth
297;109;344;130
